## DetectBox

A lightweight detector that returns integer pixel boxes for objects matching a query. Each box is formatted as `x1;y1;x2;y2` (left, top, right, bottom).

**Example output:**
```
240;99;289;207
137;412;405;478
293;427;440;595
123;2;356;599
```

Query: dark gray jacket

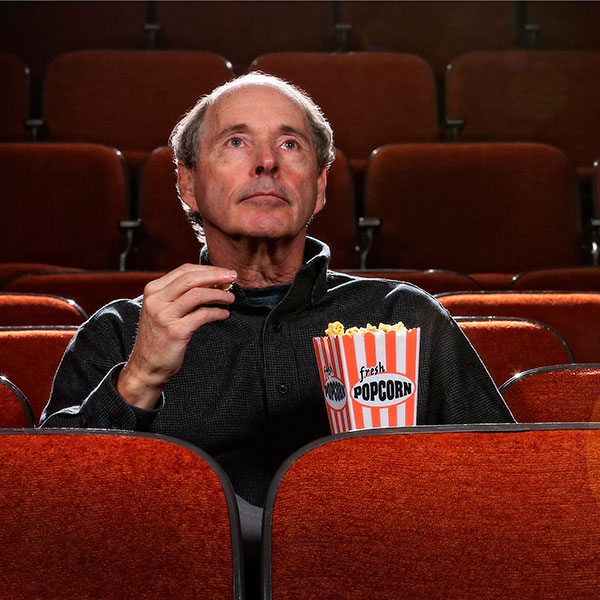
42;238;513;506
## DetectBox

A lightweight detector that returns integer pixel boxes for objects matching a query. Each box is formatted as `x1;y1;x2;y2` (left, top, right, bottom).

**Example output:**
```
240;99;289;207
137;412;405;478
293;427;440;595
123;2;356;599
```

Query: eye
227;137;244;148
282;139;299;150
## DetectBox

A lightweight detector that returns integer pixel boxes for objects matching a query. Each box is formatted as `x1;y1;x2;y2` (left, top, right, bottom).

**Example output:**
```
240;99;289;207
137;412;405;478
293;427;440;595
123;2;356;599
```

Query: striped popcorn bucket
313;328;420;433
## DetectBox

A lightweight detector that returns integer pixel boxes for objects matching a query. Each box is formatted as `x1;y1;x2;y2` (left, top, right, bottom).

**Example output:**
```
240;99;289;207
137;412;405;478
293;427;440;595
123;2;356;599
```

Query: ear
312;168;328;217
177;163;199;212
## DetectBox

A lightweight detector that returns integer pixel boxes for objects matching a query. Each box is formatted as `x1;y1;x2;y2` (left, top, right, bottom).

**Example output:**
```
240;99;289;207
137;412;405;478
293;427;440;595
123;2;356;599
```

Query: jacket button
278;383;289;394
272;321;282;332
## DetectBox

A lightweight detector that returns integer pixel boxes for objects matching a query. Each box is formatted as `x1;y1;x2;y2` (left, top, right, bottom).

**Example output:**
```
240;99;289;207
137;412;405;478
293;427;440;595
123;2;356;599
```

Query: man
42;72;513;503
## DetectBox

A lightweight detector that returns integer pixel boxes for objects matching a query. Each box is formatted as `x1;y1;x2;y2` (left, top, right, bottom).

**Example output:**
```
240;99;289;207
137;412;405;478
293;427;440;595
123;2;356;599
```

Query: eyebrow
215;123;312;145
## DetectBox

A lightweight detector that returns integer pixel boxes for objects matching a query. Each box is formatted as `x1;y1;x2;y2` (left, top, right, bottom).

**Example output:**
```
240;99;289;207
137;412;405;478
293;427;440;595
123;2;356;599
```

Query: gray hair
168;72;335;242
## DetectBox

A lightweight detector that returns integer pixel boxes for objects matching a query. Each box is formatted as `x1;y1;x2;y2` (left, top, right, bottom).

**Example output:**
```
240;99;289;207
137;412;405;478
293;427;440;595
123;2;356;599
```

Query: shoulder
325;270;448;315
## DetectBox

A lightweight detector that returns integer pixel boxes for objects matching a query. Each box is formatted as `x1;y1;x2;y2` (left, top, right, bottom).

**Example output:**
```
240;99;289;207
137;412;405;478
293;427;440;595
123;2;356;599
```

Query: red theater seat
362;143;583;280
455;316;573;388
500;364;600;423
0;429;243;599
344;269;481;294
510;267;600;291
0;326;78;424
0;292;87;326
305;149;358;269
437;291;600;363
43;51;233;174
446;51;600;184
0;376;33;428
251;52;438;175
0;53;28;141
0;143;129;284
5;271;164;317
264;424;600;600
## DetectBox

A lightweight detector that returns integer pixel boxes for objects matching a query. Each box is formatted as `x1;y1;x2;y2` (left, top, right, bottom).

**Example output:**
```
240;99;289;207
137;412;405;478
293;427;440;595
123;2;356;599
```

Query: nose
254;144;278;176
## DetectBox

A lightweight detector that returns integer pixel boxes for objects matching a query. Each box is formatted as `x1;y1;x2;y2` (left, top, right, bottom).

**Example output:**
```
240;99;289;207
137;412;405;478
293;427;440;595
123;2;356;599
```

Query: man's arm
41;264;236;429
116;264;236;409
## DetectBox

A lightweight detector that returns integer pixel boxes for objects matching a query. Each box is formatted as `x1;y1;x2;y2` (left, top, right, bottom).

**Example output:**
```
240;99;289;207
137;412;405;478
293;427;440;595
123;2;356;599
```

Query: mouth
242;191;289;204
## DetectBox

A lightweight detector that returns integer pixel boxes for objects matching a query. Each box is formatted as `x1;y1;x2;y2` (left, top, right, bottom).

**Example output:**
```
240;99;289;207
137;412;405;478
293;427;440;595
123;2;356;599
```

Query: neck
204;232;306;288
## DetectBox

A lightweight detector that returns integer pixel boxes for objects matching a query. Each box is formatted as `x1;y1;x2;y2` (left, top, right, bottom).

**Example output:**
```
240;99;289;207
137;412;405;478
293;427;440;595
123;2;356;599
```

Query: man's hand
116;264;237;409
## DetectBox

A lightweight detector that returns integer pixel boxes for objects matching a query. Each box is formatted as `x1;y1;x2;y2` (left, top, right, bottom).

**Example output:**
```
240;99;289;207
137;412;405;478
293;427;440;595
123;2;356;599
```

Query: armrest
118;219;142;271
590;218;600;266
25;118;44;141
444;118;465;141
357;217;381;270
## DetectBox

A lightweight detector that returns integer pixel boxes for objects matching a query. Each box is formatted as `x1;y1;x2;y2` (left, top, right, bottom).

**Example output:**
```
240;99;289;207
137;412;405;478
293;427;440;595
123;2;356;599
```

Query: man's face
178;84;327;243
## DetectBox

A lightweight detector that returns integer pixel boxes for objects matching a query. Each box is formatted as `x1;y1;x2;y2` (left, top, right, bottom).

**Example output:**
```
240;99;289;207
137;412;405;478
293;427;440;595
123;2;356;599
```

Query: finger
184;305;232;329
168;287;235;319
162;305;232;342
145;264;236;297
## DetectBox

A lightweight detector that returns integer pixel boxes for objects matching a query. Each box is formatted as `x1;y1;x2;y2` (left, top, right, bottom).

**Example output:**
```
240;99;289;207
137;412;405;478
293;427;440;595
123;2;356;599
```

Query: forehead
204;84;312;137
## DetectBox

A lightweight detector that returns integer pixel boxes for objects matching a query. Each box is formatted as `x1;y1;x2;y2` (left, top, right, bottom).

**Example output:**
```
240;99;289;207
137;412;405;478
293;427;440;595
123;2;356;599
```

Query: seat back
0;143;128;269
5;271;164;317
455;316;573;387
135;146;203;270
251;52;438;171
500;364;600;423
344;269;481;294
0;429;243;599
510;267;600;291
0;53;28;141
264;424;600;600
446;50;600;175
0;292;87;326
364;142;582;272
437;291;600;362
0;376;33;427
0;326;78;424
43;50;233;171
305;149;358;269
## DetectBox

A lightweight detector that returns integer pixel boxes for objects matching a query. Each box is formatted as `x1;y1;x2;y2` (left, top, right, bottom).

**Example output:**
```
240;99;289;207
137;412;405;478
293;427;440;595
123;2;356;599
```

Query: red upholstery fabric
467;272;516;291
0;53;28;141
510;267;600;291
437;291;600;362
305;149;358;269
43;50;233;154
0;292;87;326
5;271;165;317
501;364;600;423
251;52;438;173
446;51;600;176
136;146;204;270
0;376;33;427
364;142;582;273
344;269;481;294
456;317;573;388
0;430;240;599
0;263;81;290
0;143;128;270
340;2;517;83
0;327;78;423
265;426;600;600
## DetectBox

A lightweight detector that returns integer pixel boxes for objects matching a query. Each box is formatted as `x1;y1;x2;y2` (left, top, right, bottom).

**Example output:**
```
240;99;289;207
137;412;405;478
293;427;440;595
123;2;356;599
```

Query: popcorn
324;321;406;337
313;321;420;434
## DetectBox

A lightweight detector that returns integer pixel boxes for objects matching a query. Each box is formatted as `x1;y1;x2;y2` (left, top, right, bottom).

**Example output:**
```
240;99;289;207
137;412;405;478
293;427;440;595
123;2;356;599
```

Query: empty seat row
3;49;600;183
1;425;600;598
1;142;599;282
